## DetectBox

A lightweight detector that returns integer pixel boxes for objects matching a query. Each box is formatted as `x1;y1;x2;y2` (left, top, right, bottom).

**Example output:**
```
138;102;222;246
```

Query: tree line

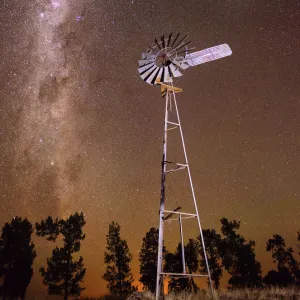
0;213;85;300
0;213;299;299
138;219;300;294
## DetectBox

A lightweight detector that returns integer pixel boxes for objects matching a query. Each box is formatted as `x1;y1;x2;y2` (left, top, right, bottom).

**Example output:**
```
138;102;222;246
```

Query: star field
0;0;300;297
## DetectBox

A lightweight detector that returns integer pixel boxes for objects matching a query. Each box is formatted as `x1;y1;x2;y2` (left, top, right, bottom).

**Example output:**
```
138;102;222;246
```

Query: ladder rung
163;210;197;217
159;272;209;278
166;166;187;173
166;216;197;221
167;121;179;126
167;126;179;131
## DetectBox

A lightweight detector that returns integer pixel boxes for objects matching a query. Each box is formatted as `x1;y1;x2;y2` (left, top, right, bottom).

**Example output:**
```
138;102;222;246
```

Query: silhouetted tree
264;269;294;287
36;212;86;300
298;231;300;283
198;229;223;289
0;217;36;300
164;243;195;292
219;218;262;288
185;239;199;291
139;228;162;293
264;234;299;286
103;222;137;296
298;230;300;255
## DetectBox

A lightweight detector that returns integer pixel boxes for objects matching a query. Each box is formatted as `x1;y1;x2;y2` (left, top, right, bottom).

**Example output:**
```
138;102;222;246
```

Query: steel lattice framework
138;33;232;300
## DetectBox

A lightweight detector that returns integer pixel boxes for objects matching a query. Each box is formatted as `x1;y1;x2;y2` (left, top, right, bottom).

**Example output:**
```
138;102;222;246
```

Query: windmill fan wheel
138;33;192;85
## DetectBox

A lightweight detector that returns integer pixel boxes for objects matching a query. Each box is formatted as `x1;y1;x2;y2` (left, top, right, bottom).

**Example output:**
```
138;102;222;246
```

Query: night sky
1;0;300;297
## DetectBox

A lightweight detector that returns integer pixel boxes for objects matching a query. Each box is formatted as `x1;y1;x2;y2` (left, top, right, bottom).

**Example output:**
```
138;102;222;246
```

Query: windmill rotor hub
155;47;176;67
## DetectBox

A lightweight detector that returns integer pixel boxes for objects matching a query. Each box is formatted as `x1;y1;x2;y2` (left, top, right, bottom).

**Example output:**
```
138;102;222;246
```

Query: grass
161;287;300;300
81;287;300;300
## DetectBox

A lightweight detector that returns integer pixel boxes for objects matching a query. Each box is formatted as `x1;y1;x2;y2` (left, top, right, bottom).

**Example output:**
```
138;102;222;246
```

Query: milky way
12;0;87;218
1;0;300;297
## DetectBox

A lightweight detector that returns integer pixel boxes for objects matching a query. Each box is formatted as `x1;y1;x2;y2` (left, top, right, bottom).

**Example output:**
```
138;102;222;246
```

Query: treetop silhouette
264;234;299;286
103;221;137;296
139;227;161;293
219;218;262;288
0;217;36;300
36;212;86;300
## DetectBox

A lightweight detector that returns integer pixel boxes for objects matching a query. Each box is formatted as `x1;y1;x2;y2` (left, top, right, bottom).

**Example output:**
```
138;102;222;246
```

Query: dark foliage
298;231;300;256
36;212;86;300
164;243;196;292
263;269;294;287
103;222;137;296
198;229;223;289
184;239;200;291
139;228;161;293
219;218;262;288
0;217;36;299
264;234;299;286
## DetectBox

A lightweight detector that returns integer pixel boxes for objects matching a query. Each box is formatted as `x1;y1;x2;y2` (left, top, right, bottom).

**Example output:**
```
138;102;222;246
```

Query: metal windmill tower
138;33;232;299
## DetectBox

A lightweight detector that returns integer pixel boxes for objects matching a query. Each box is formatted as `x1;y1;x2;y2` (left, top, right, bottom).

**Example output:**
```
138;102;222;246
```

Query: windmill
138;33;232;299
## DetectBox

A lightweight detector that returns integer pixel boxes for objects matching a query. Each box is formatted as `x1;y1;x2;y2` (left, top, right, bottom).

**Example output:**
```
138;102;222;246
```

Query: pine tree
297;230;300;255
219;218;262;288
297;231;300;284
139;227;159;293
184;238;199;291
198;229;223;289
36;212;86;300
164;243;195;292
264;234;299;286
103;222;137;296
0;217;36;300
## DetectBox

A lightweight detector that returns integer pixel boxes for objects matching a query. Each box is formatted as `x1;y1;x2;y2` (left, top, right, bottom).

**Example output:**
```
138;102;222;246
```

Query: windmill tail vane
138;33;232;86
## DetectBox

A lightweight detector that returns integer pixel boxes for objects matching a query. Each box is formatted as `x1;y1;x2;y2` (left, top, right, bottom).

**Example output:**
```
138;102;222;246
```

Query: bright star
51;0;61;9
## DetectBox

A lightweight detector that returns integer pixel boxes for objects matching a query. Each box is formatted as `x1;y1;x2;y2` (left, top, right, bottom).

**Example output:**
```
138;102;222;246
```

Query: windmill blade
170;33;180;47
143;67;160;84
167;32;173;47
161;35;165;48
172;34;188;50
138;59;155;67
138;62;155;73
177;47;196;55
154;37;161;49
185;44;232;66
172;59;190;70
163;66;172;82
154;68;164;84
147;45;155;51
146;67;161;85
169;64;183;77
142;52;156;59
145;44;157;53
175;40;192;52
173;56;185;61
140;65;157;80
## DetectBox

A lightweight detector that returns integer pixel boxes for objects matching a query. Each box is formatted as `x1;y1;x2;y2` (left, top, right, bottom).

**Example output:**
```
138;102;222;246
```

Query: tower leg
179;214;186;274
156;93;169;300
172;93;215;296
